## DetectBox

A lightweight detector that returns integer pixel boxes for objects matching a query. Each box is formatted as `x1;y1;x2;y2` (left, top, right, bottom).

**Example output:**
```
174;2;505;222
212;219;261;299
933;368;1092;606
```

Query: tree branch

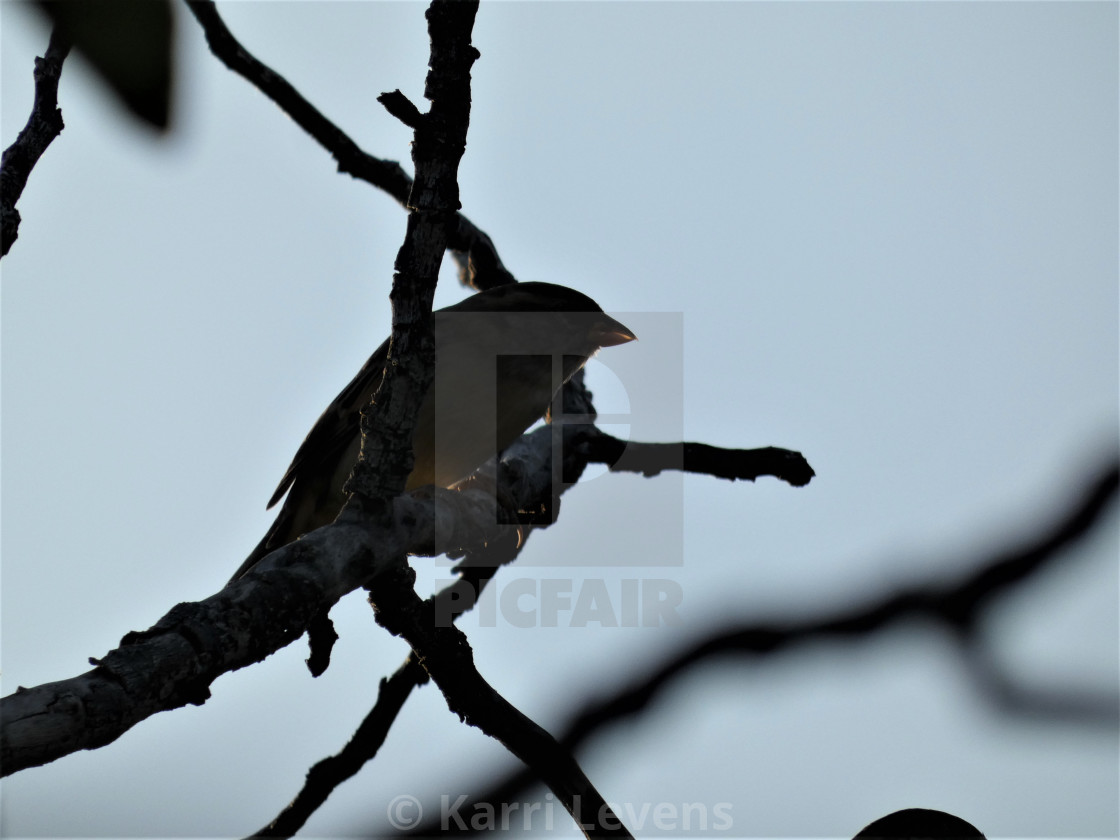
343;0;479;506
586;433;815;487
0;26;71;258
0;474;544;776
377;89;426;131
371;562;631;839
257;507;529;836
183;0;514;289
256;655;430;838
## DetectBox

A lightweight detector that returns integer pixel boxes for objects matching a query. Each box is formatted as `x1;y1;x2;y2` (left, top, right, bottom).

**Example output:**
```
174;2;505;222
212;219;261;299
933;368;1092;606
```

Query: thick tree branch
0;26;71;258
1;517;372;776
344;0;479;506
348;5;627;836
0;473;544;776
184;0;514;289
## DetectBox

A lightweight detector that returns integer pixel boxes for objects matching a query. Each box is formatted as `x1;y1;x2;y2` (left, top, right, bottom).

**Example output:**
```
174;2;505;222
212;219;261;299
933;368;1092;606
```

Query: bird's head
449;282;636;358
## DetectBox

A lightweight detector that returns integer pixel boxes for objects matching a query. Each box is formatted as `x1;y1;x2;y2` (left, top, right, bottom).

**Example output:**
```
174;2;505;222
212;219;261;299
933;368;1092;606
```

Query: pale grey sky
2;2;1117;838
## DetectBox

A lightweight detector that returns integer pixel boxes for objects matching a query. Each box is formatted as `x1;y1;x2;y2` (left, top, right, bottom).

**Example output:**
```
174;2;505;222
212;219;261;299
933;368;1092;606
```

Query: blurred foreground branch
403;455;1118;834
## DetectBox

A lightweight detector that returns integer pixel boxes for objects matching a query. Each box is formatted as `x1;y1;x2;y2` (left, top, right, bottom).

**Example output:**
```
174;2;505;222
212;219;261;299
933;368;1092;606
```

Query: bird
229;282;636;582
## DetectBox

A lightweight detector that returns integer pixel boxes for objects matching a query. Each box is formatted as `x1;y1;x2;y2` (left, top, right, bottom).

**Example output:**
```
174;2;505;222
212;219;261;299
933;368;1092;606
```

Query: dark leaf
37;0;174;130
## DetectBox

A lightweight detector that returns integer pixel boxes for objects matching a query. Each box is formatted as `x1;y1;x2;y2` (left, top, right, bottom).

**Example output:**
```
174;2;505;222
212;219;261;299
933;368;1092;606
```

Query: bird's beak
593;314;637;347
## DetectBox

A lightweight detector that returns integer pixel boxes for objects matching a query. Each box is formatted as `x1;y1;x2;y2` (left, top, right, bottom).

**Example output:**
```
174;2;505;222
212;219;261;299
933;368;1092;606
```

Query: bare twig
185;0;409;195
0;26;71;258
256;656;430;837
378;89;426;131
587;433;815;487
183;0;514;290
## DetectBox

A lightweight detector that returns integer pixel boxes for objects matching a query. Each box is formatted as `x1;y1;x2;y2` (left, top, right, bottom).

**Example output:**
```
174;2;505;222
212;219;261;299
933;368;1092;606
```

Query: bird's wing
266;335;391;509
